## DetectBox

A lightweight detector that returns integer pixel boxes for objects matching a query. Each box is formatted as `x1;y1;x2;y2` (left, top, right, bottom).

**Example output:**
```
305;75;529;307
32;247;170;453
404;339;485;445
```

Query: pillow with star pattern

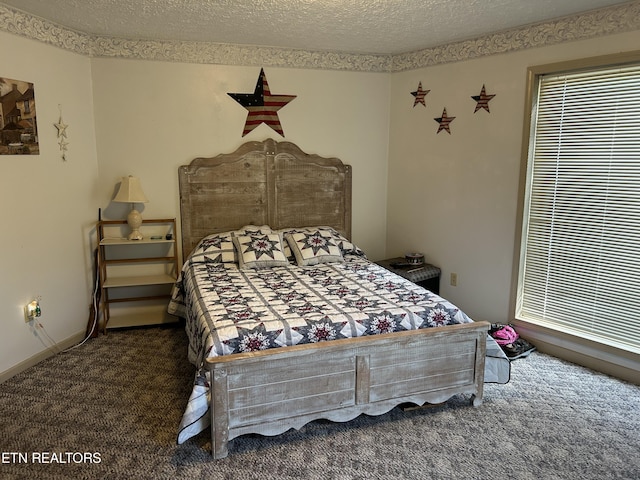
278;226;365;259
189;225;273;265
189;232;236;264
285;230;344;266
232;233;290;269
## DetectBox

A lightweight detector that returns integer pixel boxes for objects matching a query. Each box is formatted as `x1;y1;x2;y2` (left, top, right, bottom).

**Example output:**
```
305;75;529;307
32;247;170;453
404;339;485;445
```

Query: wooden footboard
206;321;489;459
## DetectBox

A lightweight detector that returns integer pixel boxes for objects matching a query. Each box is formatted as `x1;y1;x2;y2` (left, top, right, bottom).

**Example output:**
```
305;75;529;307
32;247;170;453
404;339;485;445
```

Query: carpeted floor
1;325;639;480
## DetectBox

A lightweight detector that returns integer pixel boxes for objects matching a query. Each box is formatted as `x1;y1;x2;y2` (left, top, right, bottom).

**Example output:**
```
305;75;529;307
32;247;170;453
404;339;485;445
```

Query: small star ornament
54;119;68;138
434;108;456;134
471;84;496;113
54;105;69;160
410;81;430;107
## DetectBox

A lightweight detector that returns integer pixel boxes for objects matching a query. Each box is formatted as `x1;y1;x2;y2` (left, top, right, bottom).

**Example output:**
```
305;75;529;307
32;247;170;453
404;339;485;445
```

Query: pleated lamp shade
113;176;149;240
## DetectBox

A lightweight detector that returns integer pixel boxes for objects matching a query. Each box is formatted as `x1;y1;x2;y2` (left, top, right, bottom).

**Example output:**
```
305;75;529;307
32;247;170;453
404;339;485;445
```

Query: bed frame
178;139;488;459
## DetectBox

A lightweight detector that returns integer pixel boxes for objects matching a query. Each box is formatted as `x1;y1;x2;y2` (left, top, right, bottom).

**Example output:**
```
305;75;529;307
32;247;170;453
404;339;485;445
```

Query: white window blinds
518;63;640;353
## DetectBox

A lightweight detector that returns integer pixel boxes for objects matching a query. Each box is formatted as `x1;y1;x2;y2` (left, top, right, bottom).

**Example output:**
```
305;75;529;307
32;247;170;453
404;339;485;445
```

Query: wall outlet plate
25;300;39;322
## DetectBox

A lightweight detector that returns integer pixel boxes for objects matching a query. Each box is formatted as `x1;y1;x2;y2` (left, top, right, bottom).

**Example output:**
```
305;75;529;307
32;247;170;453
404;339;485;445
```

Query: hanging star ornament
54;105;69;160
410;81;430;107
54;118;68;138
471;84;496;113
58;139;69;161
228;68;296;137
434;108;455;134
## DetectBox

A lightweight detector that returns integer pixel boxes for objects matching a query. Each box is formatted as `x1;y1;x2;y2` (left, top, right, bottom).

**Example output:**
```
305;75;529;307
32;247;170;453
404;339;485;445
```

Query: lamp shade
113;176;148;204
112;175;148;240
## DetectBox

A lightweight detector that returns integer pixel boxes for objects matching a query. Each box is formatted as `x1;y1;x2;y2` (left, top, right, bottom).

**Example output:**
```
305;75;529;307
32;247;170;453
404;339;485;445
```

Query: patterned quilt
169;232;475;444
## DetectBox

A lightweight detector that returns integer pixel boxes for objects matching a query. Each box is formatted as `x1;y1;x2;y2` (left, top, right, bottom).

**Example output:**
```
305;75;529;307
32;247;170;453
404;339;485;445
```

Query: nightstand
376;257;441;294
98;218;179;331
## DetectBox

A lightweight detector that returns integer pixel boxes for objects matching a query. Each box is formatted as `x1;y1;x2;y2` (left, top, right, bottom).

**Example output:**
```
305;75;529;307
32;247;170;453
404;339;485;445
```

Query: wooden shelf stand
97;218;179;331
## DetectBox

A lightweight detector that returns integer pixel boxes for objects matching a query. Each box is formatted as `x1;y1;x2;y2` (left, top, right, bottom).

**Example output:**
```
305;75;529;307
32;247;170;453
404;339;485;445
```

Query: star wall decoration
410;81;430;107
471;84;496;113
58;138;69;157
53;105;69;161
54;118;67;138
228;68;296;137
434;108;455;134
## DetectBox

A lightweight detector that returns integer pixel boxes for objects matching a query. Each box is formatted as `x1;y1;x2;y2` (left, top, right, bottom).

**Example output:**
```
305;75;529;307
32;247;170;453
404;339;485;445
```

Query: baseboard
0;330;87;383
513;320;640;385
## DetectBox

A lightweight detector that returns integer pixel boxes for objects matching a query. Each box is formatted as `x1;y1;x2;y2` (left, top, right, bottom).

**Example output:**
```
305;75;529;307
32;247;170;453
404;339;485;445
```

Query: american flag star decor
471;84;496;113
434;108;455;134
411;81;429;107
228;68;296;137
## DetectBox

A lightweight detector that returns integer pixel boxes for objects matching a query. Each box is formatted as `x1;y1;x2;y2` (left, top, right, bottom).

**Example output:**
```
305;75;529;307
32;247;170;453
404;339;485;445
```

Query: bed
169;139;508;459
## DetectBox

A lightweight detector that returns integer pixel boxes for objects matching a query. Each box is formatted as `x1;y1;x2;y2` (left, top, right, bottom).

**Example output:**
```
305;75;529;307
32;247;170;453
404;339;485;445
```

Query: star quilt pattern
170;252;473;444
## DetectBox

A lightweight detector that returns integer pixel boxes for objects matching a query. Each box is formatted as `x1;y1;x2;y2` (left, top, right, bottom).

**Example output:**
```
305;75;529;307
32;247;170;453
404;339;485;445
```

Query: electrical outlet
25;299;41;322
450;273;458;287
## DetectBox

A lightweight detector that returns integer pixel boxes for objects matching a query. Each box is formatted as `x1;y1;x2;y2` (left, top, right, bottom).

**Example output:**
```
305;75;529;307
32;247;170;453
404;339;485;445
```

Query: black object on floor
502;338;536;360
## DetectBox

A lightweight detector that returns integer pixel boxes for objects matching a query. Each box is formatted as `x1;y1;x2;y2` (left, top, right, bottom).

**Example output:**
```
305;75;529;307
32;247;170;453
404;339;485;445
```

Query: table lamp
113;175;149;240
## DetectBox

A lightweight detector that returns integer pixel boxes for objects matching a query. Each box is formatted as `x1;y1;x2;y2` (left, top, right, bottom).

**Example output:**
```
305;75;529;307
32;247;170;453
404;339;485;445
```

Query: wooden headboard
178;139;352;257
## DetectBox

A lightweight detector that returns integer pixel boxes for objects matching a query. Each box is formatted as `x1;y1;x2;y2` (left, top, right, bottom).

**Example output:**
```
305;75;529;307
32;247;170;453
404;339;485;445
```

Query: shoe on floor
502;338;536;360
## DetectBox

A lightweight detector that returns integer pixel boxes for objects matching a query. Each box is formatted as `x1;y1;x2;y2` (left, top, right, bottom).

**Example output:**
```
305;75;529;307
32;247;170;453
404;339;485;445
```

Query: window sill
513;319;640;385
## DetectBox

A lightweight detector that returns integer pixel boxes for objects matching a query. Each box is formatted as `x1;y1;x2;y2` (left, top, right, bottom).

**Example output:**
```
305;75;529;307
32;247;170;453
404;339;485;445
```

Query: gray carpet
1;325;639;480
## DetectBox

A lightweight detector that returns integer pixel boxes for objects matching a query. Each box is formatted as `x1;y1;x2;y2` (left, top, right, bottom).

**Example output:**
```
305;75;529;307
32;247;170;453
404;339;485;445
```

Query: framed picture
0;77;39;155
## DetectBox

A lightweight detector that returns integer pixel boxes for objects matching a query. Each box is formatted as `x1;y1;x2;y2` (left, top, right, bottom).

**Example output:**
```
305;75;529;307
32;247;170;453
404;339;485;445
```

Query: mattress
168;228;509;443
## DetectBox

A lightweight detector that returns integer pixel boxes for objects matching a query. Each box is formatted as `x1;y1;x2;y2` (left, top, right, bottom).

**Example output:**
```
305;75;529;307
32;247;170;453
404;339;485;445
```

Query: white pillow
285;230;344;266
232;233;290;269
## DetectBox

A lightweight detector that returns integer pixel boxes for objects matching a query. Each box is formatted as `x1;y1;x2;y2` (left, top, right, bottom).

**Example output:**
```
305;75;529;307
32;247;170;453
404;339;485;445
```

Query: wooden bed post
211;367;230;459
471;330;487;407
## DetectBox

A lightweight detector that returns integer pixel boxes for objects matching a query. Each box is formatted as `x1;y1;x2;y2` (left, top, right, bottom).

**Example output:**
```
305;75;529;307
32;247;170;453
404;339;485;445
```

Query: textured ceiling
0;0;633;55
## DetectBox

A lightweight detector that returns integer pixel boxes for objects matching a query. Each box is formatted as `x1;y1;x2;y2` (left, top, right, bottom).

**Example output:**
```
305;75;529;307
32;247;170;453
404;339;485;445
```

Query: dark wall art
0;77;39;155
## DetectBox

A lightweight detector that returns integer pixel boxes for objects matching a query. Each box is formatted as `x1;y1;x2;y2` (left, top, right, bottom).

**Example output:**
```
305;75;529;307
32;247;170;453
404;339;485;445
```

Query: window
516;56;640;354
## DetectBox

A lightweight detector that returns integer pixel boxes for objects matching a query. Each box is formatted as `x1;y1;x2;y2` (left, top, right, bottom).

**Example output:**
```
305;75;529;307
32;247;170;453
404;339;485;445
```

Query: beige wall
0;32;99;376
387;30;640;325
90;60;390;261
